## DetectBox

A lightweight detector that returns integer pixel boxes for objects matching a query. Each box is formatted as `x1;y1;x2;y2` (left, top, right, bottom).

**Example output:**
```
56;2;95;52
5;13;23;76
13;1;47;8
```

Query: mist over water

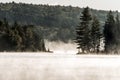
45;40;105;54
0;53;120;80
0;41;119;80
45;40;78;54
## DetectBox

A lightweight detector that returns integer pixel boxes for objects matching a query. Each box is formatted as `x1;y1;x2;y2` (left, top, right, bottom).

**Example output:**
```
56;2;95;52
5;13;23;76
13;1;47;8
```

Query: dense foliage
91;16;102;53
1;2;120;53
104;11;120;54
76;7;101;54
76;7;92;53
0;2;119;42
0;18;46;52
76;7;120;54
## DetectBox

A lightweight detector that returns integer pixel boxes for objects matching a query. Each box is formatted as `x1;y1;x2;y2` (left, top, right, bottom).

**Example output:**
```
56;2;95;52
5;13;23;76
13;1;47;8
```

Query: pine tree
3;18;9;33
0;20;3;33
104;11;115;53
91;16;101;53
76;7;92;54
0;18;47;52
114;11;120;54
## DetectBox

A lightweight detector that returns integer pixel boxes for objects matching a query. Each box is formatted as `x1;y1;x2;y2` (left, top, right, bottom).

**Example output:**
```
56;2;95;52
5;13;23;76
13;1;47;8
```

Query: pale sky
0;0;120;11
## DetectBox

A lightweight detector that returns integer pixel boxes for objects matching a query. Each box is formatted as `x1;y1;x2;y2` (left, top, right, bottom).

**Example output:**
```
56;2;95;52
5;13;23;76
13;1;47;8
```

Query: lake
0;52;120;80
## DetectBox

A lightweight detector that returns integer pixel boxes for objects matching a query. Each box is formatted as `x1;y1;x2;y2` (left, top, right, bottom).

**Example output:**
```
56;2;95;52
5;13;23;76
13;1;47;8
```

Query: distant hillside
0;2;119;42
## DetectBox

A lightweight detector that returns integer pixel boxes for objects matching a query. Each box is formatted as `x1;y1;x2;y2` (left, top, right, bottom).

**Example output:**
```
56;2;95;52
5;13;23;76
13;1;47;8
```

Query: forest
76;7;120;54
0;2;119;43
0;18;46;52
0;2;120;53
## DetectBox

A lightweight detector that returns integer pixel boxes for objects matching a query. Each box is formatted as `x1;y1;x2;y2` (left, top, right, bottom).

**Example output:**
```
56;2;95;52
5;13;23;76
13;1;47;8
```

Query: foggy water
0;52;120;80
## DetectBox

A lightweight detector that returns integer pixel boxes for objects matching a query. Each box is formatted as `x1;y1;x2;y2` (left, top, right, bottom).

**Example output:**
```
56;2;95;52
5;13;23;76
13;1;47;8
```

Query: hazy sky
0;0;119;11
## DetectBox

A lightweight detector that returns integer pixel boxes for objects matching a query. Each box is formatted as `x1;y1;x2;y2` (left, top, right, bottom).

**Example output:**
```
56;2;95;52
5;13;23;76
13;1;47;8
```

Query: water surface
0;52;120;80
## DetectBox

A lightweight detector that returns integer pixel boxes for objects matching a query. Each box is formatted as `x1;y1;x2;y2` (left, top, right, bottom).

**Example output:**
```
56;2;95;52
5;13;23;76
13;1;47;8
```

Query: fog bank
0;53;120;80
45;41;77;54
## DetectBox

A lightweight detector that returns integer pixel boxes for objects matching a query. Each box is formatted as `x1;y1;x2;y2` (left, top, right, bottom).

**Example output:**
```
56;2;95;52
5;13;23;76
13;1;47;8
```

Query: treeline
76;7;120;54
0;2;119;42
0;2;81;42
104;11;120;54
0;18;46;52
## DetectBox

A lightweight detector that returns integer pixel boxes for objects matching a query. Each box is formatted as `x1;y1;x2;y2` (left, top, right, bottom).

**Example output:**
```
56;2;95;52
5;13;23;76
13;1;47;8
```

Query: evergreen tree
114;11;120;54
40;39;46;51
104;11;116;53
0;18;47;52
0;20;3;33
76;7;92;54
91;16;101;53
3;18;9;33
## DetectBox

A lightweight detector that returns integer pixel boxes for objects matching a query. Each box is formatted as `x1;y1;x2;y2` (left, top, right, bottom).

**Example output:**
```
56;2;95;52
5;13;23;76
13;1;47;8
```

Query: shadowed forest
0;2;119;54
0;19;46;52
76;7;120;54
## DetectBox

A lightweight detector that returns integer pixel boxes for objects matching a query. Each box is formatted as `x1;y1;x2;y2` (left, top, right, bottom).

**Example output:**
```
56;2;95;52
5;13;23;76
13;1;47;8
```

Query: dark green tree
104;11;116;53
91;16;101;53
3;18;9;33
76;7;92;54
0;20;3;33
114;11;120;54
0;19;47;52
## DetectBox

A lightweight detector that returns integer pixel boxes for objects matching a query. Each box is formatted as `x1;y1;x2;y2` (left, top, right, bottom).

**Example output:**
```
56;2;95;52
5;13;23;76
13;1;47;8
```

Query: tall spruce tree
91;16;101;53
114;11;120;54
104;11;116;53
76;7;92;54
